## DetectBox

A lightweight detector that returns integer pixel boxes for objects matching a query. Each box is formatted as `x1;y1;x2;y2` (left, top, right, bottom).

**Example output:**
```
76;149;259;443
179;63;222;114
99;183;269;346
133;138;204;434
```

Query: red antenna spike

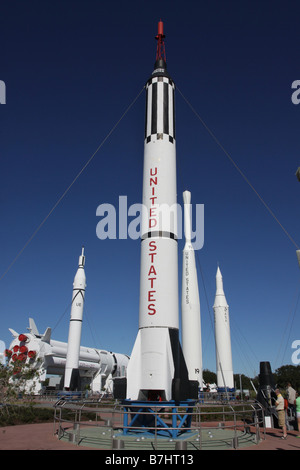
155;20;166;62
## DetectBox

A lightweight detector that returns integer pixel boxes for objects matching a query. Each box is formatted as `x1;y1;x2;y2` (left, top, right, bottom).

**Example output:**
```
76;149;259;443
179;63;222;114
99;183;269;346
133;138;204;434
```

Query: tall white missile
64;247;86;390
124;21;197;402
213;267;234;389
181;190;203;389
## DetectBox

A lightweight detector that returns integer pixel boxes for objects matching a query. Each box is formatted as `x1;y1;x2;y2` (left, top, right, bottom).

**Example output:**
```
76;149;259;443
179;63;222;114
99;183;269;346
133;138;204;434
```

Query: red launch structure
155;20;166;63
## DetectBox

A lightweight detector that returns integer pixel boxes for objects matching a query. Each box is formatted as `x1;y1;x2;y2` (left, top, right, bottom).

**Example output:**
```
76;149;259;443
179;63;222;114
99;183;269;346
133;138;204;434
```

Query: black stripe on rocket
145;77;175;143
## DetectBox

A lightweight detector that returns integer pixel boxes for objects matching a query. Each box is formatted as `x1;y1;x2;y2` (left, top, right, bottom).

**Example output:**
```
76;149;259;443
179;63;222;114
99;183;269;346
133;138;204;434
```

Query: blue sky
1;0;300;380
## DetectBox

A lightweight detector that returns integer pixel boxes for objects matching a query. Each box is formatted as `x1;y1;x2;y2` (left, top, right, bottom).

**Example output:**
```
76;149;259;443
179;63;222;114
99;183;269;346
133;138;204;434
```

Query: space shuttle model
123;21;198;402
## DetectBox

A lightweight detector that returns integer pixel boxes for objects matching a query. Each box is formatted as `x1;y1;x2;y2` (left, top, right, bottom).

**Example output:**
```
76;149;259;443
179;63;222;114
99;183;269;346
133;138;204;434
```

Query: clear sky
1;0;300;381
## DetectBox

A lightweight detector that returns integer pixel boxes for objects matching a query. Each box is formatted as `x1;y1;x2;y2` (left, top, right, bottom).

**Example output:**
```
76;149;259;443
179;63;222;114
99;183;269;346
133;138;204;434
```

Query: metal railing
53;398;266;450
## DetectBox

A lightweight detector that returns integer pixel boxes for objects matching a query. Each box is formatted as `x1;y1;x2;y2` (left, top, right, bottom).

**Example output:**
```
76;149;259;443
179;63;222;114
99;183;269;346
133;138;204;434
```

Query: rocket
213;267;234;389
64;247;86;390
181;190;203;389
124;21;198;402
7;316;129;394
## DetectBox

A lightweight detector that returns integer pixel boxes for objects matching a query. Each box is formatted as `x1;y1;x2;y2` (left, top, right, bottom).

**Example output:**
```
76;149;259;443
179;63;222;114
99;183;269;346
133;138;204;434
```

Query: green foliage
233;373;254;390
0;359;43;424
0;405;54;426
203;369;217;385
273;364;300;391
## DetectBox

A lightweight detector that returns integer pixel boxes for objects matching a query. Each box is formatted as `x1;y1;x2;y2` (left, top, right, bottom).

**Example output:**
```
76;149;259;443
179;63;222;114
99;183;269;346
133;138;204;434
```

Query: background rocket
213;266;234;389
181;190;203;389
64;247;86;390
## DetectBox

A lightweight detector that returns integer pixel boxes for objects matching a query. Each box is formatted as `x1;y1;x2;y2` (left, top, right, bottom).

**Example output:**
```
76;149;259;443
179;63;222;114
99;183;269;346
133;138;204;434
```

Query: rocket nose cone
183;190;191;205
153;58;167;70
215;266;225;296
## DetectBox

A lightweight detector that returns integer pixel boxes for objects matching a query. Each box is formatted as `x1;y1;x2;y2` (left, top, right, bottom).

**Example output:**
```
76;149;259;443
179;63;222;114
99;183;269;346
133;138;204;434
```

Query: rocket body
213;267;234;389
64;248;86;390
139;72;177;329
126;63;179;401
125;23;197;402
181;191;203;389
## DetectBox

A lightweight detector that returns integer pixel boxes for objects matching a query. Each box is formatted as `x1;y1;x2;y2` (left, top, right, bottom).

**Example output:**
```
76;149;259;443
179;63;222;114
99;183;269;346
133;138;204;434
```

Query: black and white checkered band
144;76;176;144
141;231;178;242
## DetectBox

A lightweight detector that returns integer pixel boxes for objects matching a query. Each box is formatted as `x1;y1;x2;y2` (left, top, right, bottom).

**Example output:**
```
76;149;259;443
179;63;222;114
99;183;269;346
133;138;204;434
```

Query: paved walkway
244;428;300;451
0;422;299;450
0;423;92;450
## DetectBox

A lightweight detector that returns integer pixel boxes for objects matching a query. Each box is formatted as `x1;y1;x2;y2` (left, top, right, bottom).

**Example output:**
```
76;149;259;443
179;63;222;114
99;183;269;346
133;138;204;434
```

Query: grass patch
0;405;54;426
0;405;99;427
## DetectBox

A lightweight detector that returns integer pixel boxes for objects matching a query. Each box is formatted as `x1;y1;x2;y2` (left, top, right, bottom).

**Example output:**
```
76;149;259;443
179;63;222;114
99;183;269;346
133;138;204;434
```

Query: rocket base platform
121;399;196;438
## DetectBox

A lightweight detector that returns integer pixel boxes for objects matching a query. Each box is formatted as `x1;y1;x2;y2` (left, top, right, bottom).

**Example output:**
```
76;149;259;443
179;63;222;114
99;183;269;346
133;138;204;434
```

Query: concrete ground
0;422;299;450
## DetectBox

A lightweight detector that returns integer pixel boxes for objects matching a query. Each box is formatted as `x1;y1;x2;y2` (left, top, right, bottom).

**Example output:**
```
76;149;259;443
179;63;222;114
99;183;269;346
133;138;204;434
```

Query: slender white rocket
181;190;203;388
64;247;86;390
213;267;234;389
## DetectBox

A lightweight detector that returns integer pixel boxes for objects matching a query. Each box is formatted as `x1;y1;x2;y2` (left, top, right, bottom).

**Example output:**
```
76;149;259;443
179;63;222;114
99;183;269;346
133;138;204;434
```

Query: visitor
295;391;300;437
275;388;287;439
286;382;296;417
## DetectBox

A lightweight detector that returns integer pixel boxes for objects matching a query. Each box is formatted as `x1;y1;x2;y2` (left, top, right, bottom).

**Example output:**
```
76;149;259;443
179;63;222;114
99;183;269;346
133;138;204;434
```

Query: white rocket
124;21;197;402
181;190;203;389
213;267;234;389
64;247;86;390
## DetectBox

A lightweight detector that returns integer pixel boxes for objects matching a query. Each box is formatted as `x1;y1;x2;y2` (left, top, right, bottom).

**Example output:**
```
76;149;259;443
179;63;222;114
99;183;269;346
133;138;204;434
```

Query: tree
233;373;254;390
0;358;42;417
273;364;300;391
203;369;217;385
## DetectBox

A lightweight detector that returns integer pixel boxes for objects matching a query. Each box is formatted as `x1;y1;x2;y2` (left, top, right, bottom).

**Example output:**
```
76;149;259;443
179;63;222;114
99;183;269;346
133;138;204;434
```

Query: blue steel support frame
122;400;195;438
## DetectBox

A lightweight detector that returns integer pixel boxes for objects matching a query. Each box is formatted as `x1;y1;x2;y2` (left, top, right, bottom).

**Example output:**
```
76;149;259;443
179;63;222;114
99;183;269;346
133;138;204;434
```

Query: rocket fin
41;327;51;343
9;328;19;338
28;318;40;336
125;328;175;401
125;327;198;401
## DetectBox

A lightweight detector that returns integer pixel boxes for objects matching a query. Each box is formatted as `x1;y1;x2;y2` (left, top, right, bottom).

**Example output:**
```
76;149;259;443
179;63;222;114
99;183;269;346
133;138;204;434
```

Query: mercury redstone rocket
64;247;86;390
123;21;198;402
181;190;203;389
213;267;234;389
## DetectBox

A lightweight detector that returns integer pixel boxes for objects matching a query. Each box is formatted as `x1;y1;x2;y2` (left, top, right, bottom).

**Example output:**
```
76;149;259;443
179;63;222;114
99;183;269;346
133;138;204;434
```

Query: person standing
275;388;287;439
286;382;296;417
295;392;300;436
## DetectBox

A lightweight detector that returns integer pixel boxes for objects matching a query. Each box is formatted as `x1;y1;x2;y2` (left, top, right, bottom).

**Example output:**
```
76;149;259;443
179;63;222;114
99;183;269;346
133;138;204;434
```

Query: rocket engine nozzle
18;334;28;342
